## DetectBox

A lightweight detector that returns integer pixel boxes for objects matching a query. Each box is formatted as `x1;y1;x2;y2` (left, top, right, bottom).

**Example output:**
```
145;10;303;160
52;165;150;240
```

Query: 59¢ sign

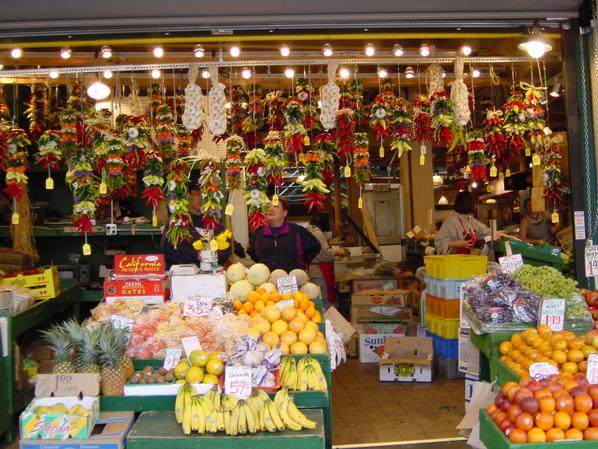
224;366;252;400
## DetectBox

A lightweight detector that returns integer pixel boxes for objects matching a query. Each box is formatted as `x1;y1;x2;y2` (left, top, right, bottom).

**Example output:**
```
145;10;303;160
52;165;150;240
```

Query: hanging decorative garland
483;109;508;174
369;95;391;142
224;135;246;190
390;97;414;159
353;132;371;185
243;148;269;232
142;149;165;223
175;125;193;159
165;159;193;248
263;131;286;187
335;109;355;162
122;116;150;169
467;131;488;183
182;64;204;133
540;138;564;206
155;102;175;160
4;129;31;202
35;130;62;171
522;83;547;151
430;91;455;147
412;96;433;147
501;85;528;156
265;90;285;132
302;140;330;213
59;81;82;161
296;78;319;135
313;132;336;184
66;147;97;234
208;67;228;141
104;137;128;198
198;160;224;230
25;82;47;141
229;85;247;136
283;98;307;157
242;84;264;148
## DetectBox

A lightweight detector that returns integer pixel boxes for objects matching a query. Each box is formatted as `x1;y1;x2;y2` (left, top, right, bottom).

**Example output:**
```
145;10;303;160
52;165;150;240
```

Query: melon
300;282;320;300
289;269;309;287
259;282;277;293
226;262;247;284
269;269;288;285
229;280;254;302
247;263;270;286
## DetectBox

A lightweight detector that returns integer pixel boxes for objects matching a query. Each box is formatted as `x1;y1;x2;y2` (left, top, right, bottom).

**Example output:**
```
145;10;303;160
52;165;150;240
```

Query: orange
266;301;275;307
243;302;254;313
579;361;588;372
256;287;266;295
554;411;572;430
254;300;266;312
293;291;303;302
551;338;568;351
233;300;243;311
551;350;568;364
250;310;259;317
539;396;556;413
546;428;565;442
537;324;552;337
305;307;316;319
282;292;293;300
571;412;589;430
561;331;576;341
299;299;311;311
534;412;554;431
237;310;248;316
567;349;584;363
568;337;585;350
565;428;584;440
499;341;513;355
582;345;597;358
527;428;546;443
312;311;322;323
247;291;261;303
561;362;579;375
270;292;281;303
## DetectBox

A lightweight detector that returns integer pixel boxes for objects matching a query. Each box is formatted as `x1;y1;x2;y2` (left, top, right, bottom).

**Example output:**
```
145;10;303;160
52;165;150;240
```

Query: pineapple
41;324;75;374
76;328;101;374
113;325;135;379
98;329;125;396
61;319;85;371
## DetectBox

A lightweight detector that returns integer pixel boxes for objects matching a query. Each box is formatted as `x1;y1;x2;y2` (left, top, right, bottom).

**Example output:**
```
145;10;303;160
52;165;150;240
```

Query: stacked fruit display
580;289;598;326
279;356;328;391
486;374;598;442
498;327;598;379
171;350;224;385
175;384;317;435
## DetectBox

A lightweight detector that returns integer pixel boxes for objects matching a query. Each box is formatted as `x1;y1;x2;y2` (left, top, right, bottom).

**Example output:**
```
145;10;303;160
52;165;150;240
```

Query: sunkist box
378;336;433;382
113;254;165;278
104;279;167;305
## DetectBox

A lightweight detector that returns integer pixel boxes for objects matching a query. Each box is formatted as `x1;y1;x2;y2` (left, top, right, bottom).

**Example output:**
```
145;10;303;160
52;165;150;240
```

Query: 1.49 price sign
183;297;213;317
224;366;252;400
538;298;566;332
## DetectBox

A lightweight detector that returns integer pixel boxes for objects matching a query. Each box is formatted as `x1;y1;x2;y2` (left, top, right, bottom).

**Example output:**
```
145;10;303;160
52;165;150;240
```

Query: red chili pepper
74;215;94;233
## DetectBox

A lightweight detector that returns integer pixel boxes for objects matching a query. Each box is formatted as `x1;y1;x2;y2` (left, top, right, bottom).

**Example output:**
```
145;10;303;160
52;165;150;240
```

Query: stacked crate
423;255;487;379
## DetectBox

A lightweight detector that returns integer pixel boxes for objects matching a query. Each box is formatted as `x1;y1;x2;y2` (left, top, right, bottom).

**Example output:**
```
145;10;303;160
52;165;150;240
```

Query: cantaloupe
289;269;309;287
229;280;254;302
247;263;270;286
226;262;247;283
259;282;277;293
300;282;320;300
269;269;288;285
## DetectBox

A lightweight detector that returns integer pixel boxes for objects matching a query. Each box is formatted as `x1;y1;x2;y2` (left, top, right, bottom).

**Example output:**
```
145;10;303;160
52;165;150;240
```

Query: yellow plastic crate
425;312;460;339
0;267;61;299
424;255;487;279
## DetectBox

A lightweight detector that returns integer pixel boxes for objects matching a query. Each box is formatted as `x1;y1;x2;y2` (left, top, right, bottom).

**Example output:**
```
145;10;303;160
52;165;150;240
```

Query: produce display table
127;410;325;449
0;278;80;443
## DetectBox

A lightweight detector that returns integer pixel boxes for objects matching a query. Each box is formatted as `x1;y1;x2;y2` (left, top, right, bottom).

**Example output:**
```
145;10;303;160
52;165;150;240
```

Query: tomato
589;409;598;427
584;427;598;440
565;428;584;440
554;411;572;430
507;404;522;423
546;428;565;442
508;428;528;443
516;412;534;432
574;393;593;413
527;427;546;443
571;412;589;431
534;411;554;431
556;393;575;413
539;396;556;413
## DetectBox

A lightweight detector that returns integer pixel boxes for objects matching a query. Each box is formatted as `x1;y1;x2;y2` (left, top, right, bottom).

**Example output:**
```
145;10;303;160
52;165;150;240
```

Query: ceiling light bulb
405;67;415;79
461;44;472;56
339;67;350;79
153;46;164;58
549;82;561;98
442;70;446;79
100;46;112;59
365;43;375;57
87;80;111;100
225;102;231;109
438;195;448;205
201;69;210;79
11;48;22;59
48;70;59;79
60;47;72;59
193;45;205;58
103;70;113;79
229;46;240;57
151;69;161;79
284;67;295;78
472;182;478;189
377;67;388;79
420;43;430;57
472;68;481;78
280;44;290;57
322;44;333;57
518;25;552;59
393;44;404;57
0;64;3;70
241;67;252;79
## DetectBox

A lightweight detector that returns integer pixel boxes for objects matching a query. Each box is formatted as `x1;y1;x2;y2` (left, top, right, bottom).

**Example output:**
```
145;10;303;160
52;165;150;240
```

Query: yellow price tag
45;177;54;190
11;213;19;225
303;135;310;146
419;154;425;165
209;239;218;252
99;182;107;195
225;204;234;216
532;154;541;166
505;169;511;177
379;145;384;158
358;197;363;209
82;243;92;256
498;171;504;180
525;147;531;157
487;185;492;193
344;165;351;178
152;214;158;227
272;195;279;206
551;211;560;223
490;166;497;177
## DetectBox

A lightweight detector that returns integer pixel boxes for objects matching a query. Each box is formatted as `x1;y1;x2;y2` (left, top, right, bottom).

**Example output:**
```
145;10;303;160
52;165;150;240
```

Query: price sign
45;177;54;190
276;299;295;310
584;245;598;278
586;353;598;385
163;348;182;371
181;336;202;358
183;297;213;317
111;315;134;334
225;204;234;216
276;275;298;294
498;254;524;273
532;154;541;166
225;366;252;400
529;362;559;381
538;298;566;331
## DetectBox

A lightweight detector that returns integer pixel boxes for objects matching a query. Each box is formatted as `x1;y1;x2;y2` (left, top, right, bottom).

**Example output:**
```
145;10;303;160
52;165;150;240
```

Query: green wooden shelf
80;289;103;303
0;224;162;238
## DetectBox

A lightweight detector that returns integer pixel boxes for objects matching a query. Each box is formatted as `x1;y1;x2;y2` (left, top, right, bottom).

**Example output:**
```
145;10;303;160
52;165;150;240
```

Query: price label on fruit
181;336;202;359
538;298;566;331
584;245;598;277
183;296;213;317
586;353;598;384
163;348;182;371
111;315;134;334
276;299;295;310
529;362;559;381
225;366;252;400
498;254;524;273
276;275;298;294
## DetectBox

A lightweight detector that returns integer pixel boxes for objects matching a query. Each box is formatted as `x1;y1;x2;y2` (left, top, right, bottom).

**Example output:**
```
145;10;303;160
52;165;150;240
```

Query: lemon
206;358;224;376
185;366;205;383
271;319;289;336
173;360;190;379
189;349;209;367
245;327;261;340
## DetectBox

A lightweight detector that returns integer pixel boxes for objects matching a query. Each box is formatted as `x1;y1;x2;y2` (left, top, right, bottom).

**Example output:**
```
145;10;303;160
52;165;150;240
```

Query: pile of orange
487;374;598;442
498;326;598;379
233;289;322;323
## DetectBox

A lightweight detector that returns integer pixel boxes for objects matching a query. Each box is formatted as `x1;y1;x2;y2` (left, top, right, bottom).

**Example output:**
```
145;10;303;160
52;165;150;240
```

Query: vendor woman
518;198;561;245
247;198;321;272
435;191;491;254
161;180;232;269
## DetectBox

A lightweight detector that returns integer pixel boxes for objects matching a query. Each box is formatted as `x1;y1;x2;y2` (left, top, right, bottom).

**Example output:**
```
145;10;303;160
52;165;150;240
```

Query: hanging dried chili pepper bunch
467;130;488;183
25;83;47;141
154;102;175;160
540;139;564;205
242;84;264;148
243;148;270;231
301;143;330;213
4;129;31;201
104;137;128;198
340;79;366;126
314;132;336;184
369;95;391;142
66;147;97;234
141;149;165;212
522;83;547;151
147;82;163;120
229;85;247;136
175;125;193;159
121;115;150;169
265;90;285;132
164;159;192;248
198;160;224;230
483;109;508;172
35;131;62;170
283;98;307;157
501;85;528;155
296;78;319;133
263;131;286;187
0;94;10;170
59;81;83;161
412;96;433;146
353;132;371;185
429;91;455;146
224;134;246;190
335;109;355;162
390;97;414;158
87;110;112;176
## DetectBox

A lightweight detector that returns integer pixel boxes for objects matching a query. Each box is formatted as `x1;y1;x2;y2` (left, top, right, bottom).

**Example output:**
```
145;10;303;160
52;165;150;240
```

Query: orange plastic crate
426;294;460;319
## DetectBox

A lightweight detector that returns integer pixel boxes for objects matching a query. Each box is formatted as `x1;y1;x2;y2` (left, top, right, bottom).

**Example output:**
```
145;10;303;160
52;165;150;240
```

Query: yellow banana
224;409;232;435
298;368;308;391
190;399;199;432
199;396;214;416
211;386;222;411
307;366;319;390
237;402;247;435
262;401;277;432
244;403;257;434
175;384;186;424
287;399;317;429
267;400;286;431
279;399;302;431
255;389;270;402
210;410;219;433
216;408;225;432
182;400;192;435
183;386;192;411
230;404;240;436
196;399;206;434
274;389;287;409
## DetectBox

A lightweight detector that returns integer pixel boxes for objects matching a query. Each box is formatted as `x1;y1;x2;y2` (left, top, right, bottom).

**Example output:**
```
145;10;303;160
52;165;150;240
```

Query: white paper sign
499;254;524;273
538;298;566;331
111;315;134;334
529;362;559;381
276;299;295;310
183;296;213;317
276;276;298;294
208;306;224;320
574;211;586;240
163;348;182;371
584;245;598;278
225;366;252;400
586;353;598;385
181;336;202;358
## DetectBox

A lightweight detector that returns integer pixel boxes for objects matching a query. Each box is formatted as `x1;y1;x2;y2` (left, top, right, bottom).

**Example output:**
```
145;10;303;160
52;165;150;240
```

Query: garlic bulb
319;61;340;130
450;58;471;127
208;66;227;136
182;64;204;131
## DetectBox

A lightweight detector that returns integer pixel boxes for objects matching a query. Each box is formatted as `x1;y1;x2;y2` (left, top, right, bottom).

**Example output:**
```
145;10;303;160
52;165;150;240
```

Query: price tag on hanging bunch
99;182;107;195
271;195;279;206
498;254;524;274
183;296;213;317
163;348;182;371
551;211;560;224
529;362;559;381
82;243;92;256
490;166;497;177
152;214;158;227
11;213;19;225
358;197;363;209
538;298;566;331
532;154;541;166
45;178;54;190
225;366;252;400
225;204;234;216
585;245;598;277
419;154;425;165
586;353;598;385
344;165;351;178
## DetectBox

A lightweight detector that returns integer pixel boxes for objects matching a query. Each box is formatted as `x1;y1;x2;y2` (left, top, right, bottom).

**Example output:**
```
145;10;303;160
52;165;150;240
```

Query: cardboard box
378;336;433;382
464;373;480;411
170;273;227;302
20;412;134;449
20;374;101;440
113;254;165;277
458;327;480;376
351;305;413;326
323;306;355;343
1;267;61;299
104;278;166;305
351;278;398;293
351;289;410;308
359;333;391;363
344;333;358;358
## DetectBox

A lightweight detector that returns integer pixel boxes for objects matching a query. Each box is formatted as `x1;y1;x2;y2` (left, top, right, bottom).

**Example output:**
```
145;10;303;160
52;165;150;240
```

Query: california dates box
113;254;165;277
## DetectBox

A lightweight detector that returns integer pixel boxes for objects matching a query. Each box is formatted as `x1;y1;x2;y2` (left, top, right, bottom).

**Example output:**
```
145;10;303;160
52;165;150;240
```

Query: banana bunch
175;383;198;424
273;389;317;430
280;356;327;391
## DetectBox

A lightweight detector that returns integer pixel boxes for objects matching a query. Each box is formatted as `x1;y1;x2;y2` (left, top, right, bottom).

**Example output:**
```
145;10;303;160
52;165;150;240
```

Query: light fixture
392;44;404;57
377;67;388;79
0;64;3;70
365;43;375;57
322;43;333;57
472;182;478;189
151;69;161;79
229;46;241;57
284;67;295;78
432;174;444;186
419;43;430;57
87;80;111;100
518;22;552;59
549;82;561;98
405;67;415;79
339;67;350;79
48;70;59;79
193;45;205;58
60;47;72;59
280;44;290;57
11;48;22;59
201;69;210;79
241;67;252;79
103;70;113;79
472;68;481;78
225;102;232;109
100;46;112;59
438;195;449;205
153;46;164;58
461;44;472;56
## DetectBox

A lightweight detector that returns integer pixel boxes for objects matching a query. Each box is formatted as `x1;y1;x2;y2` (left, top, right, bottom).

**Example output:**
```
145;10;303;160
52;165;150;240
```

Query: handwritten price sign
183;297;213;317
181;336;202;359
585;245;598;277
538;298;566;331
276;299;295;310
225;366;252;400
163;348;182;371
529;362;559;381
276;276;298;294
498;254;524;274
586;353;598;385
